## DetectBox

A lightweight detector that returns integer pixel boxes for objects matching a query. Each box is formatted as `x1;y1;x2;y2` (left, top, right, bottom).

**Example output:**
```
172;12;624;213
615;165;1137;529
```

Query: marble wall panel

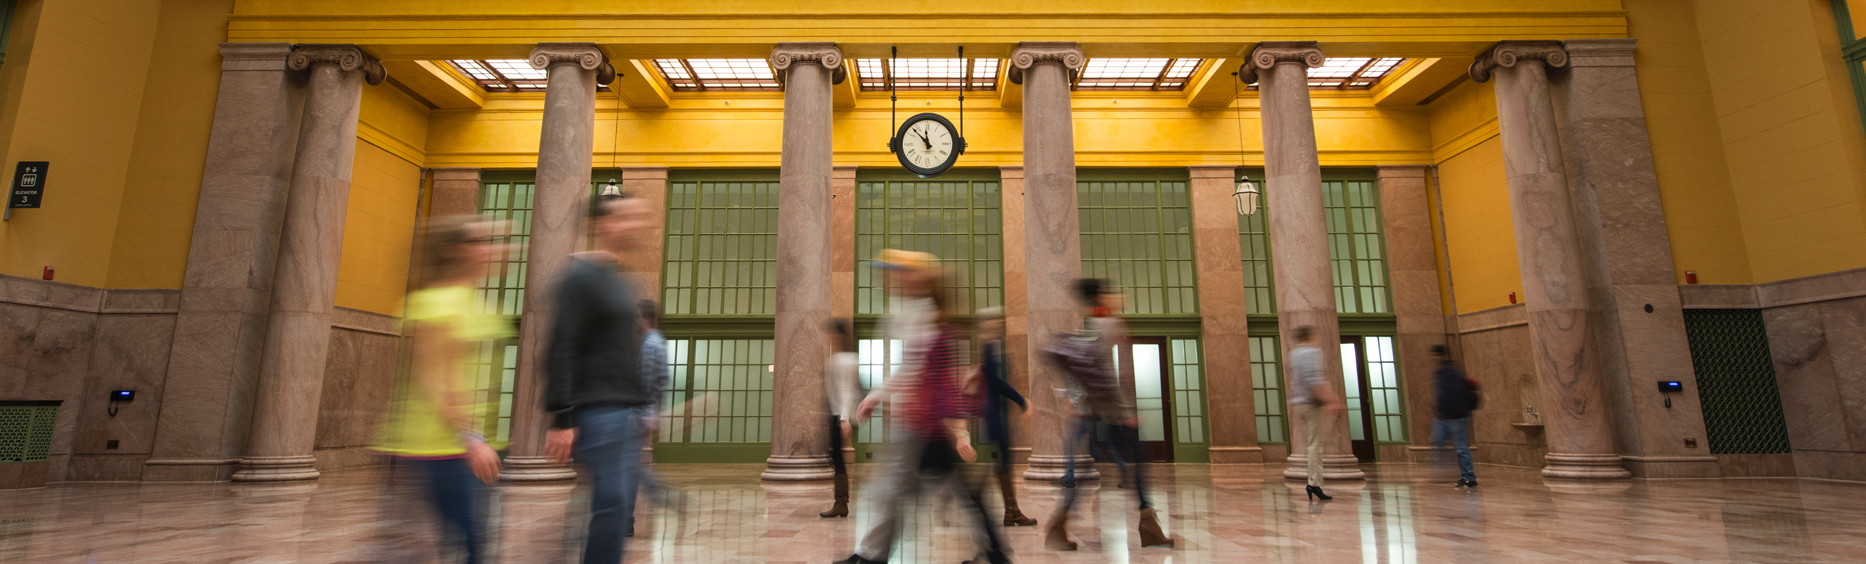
0;302;101;483
1188;165;1258;463
621;166;671;296
1454;320;1548;469
999;166;1030;460
830;166;857;322
313;327;400;452
1763;302;1852;454
75;314;179;457
1680;285;1761;309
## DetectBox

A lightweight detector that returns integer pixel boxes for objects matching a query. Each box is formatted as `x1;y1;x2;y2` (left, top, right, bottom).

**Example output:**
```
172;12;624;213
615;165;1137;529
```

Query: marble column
1470;41;1629;479
1375;166;1451;461
1188;165;1262;463
1240;42;1365;482
998;165;1034;465
503;43;615;482
233;44;386;482
762;42;842;481
1550;39;1715;478
429;168;483;217
619;166;670;291
1009;42;1090;481
146;43;305;482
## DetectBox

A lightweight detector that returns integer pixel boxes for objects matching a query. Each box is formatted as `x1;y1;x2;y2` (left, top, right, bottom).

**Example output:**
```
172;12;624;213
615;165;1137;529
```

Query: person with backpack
1041;278;1173;551
1430;344;1479;488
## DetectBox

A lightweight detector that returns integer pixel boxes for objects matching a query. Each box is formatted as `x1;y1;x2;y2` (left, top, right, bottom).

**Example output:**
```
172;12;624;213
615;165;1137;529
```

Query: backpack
1041;330;1117;401
1465;376;1483;411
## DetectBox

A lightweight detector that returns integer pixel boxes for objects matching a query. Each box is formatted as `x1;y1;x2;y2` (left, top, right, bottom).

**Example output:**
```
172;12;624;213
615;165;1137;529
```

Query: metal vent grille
1683;309;1792;454
0;406;58;463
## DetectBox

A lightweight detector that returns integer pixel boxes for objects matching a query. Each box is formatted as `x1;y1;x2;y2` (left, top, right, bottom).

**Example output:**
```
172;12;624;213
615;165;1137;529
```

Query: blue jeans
1431;417;1475;481
1063;417;1127;482
575;406;649;564
414;457;486;564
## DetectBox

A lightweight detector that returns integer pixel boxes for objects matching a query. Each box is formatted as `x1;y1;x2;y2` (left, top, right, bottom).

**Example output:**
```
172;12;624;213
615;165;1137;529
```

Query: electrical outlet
1684;438;1698;448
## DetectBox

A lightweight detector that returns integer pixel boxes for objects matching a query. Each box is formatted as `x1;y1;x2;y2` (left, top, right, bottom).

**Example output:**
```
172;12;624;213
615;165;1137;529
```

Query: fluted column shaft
235;44;384;482
1471;41;1629;479
1243;42;1365;482
1010;42;1090;481
763;43;842;481
504;43;613;482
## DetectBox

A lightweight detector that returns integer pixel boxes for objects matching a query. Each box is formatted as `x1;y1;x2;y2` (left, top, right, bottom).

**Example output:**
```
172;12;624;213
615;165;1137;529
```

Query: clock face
894;113;962;177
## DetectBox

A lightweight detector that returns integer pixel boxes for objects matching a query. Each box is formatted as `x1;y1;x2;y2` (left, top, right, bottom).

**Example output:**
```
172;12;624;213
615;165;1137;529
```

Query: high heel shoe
1305;485;1333;501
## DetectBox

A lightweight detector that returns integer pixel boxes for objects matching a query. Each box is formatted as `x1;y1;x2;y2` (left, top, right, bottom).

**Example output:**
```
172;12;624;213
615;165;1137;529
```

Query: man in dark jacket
542;192;654;563
1430;345;1478;487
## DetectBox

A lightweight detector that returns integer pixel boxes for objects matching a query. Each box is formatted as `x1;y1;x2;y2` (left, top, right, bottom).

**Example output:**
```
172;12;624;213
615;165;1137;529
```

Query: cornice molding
1237;41;1324;85
288;43;386;85
1007;41;1083;85
529;42;616;85
1469;40;1568;83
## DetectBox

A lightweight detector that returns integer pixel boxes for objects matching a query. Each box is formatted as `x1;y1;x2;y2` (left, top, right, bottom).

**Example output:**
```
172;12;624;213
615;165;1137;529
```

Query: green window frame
1170;338;1209;448
654;338;776;462
1836;1;1866;141
1360;336;1407;443
1237;170;1394;316
1078;173;1198;315
465;174;538;443
854;172;1004;316
662;172;780;317
1249;335;1288;444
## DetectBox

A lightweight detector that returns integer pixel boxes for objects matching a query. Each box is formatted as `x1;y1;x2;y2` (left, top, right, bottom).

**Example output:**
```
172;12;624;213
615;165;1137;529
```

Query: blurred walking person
971;307;1037;527
837;250;1010;564
1042;278;1172;550
1288;326;1346;501
374;216;510;564
820;319;862;518
633;298;669;535
1431;344;1479;488
542;192;655;564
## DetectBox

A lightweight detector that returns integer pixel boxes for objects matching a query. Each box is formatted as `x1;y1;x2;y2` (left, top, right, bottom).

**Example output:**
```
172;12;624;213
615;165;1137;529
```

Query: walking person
541;192;656;564
633;299;669;536
1430;344;1479;488
820;319;861;518
1288;326;1347;501
374;216;510;564
972;307;1038;527
1042;279;1173;550
836;250;1010;564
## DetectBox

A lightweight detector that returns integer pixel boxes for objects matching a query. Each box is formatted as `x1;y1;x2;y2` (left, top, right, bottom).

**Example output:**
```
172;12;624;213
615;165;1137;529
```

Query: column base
142;458;240;482
1283;454;1365;481
500;455;578;482
1540;453;1631;479
1022;454;1097;481
231;455;320;482
761;455;834;481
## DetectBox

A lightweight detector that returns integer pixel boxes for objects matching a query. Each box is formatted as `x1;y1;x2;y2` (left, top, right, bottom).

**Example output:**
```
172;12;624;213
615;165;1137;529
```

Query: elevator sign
10;161;47;208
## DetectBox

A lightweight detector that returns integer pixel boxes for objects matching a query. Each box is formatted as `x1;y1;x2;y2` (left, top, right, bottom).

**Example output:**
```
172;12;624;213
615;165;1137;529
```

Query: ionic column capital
1238;41;1324;85
1007;42;1084;85
1469;40;1569;83
529;42;616;85
770;42;846;85
287;44;386;85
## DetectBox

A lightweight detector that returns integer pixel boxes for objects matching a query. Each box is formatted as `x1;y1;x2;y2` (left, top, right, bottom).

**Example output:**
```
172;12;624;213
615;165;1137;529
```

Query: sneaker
1454;479;1479;488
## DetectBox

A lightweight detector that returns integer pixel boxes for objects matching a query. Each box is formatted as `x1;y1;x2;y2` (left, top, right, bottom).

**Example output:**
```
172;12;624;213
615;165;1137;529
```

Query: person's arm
833;355;862;421
543;262;589;462
643;332;668;404
984;366;1027;410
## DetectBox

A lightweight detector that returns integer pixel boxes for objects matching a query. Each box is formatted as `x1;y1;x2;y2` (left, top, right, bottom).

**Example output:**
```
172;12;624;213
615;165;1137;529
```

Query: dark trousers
919;440;1007;558
575;406;647;564
826;415;850;474
984;412;1014;474
1058;421;1153;513
414;457;487;564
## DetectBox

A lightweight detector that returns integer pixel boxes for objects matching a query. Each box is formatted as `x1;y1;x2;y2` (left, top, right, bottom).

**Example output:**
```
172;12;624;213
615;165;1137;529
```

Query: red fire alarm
1508;291;1517;304
42;266;53;281
1685;270;1698;284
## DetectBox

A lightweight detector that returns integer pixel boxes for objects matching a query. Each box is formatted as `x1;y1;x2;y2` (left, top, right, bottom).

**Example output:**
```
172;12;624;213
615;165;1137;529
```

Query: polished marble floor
1;462;1862;563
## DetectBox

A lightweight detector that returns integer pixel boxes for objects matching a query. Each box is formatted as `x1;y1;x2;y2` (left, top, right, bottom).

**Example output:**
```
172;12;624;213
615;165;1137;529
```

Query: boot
996;472;1037;527
1044;511;1077;551
1137;507;1174;548
819;472;850;518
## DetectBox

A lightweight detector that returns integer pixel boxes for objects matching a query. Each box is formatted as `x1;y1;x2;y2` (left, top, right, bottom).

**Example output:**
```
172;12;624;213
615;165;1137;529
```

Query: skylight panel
447;59;605;93
1074;58;1204;90
650;59;779;91
855;58;999;91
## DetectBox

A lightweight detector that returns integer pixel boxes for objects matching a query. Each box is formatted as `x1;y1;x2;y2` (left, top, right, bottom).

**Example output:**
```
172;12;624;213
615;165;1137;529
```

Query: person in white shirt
819;319;861;518
1287;325;1346;501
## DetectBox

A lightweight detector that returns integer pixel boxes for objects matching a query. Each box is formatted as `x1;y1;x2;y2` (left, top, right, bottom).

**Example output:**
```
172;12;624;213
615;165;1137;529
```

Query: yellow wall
1426;79;1524;315
0;0;163;287
1694;0;1866;282
334;80;431;315
1624;0;1753;284
335;139;422;315
1850;0;1866;40
105;0;233;289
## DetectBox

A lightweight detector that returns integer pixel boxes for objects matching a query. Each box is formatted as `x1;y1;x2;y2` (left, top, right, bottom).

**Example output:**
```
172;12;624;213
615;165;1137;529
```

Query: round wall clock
891;112;964;177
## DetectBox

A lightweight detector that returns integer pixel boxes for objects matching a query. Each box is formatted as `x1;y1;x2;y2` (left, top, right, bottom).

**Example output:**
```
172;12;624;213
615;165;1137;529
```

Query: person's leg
852;431;924;561
1299;404;1324;488
1453;416;1476;483
575;406;643;564
822;414;851;518
418;457;486;564
1430;418;1452;478
1063;416;1084;483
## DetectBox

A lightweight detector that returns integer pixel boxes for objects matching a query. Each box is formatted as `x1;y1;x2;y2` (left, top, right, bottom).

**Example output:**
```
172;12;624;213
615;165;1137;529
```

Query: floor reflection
0;463;1860;563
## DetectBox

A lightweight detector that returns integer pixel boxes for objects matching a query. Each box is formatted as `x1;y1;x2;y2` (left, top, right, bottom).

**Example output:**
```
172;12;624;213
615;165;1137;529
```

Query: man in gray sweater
542;193;654;564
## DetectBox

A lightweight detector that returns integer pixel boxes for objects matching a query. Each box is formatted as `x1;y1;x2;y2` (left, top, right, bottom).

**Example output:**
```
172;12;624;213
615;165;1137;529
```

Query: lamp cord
890;46;897;152
1233;72;1246;169
957;46;965;150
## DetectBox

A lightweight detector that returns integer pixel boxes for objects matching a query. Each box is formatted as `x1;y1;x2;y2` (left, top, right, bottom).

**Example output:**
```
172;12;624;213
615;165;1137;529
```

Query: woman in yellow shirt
375;216;510;564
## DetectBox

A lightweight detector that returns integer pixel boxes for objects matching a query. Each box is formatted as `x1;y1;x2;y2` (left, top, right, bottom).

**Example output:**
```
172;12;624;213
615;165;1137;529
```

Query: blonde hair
418;215;491;288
